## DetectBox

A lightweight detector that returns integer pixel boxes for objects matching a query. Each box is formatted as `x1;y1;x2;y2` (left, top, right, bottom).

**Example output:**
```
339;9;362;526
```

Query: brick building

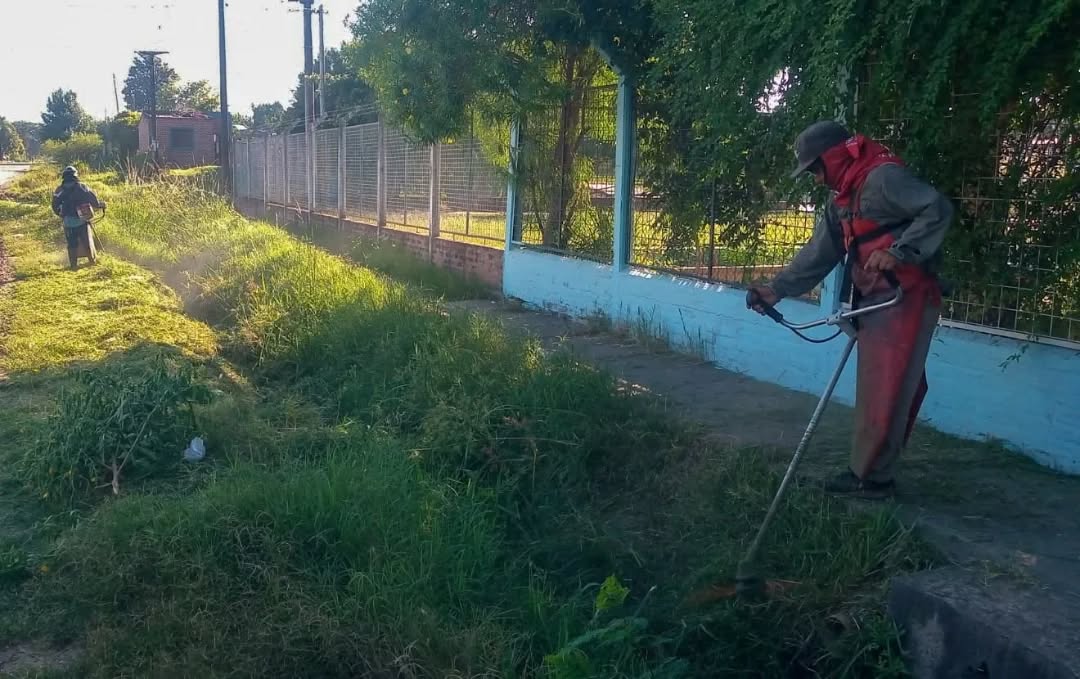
138;112;222;167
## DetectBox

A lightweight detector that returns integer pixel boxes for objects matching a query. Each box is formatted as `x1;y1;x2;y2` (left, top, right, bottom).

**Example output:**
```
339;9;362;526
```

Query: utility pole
317;5;326;122
218;0;232;193
136;50;168;163
288;0;315;213
112;74;121;116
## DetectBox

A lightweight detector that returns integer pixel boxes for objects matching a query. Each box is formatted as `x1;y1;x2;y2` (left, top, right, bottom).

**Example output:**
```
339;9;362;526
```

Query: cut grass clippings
0;167;928;678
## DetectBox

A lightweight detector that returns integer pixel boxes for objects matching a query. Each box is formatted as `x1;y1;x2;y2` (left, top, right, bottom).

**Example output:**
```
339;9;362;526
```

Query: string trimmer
729;284;903;601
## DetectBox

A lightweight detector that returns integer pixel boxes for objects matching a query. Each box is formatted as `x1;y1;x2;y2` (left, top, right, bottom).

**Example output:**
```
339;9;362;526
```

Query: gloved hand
745;286;779;315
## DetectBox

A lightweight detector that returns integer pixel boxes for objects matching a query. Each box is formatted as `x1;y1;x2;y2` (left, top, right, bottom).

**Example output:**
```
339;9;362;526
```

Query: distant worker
51;165;105;270
746;121;953;498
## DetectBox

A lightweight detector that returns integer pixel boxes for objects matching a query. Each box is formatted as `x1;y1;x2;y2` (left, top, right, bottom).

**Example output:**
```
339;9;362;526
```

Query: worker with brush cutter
746;121;953;499
51;165;106;271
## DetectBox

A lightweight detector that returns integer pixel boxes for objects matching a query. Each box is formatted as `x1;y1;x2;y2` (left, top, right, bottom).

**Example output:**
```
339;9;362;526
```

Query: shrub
42;133;107;170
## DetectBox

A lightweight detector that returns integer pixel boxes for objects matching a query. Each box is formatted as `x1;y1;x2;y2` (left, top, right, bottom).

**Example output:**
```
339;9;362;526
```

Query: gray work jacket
769;163;954;300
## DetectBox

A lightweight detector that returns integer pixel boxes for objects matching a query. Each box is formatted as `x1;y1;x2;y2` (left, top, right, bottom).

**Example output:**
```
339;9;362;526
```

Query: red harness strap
821;136;937;299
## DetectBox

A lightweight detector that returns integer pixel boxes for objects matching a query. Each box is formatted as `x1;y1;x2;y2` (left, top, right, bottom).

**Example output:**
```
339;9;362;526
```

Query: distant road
0;163;32;188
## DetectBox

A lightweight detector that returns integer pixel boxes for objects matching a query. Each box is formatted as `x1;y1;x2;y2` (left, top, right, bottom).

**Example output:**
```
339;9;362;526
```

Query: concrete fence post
376;121;387;236
337;122;347;230
504;119;522;252
263;134;270;210
246;138;254;201
283;134;290;209
428;143;441;260
612;74;636;272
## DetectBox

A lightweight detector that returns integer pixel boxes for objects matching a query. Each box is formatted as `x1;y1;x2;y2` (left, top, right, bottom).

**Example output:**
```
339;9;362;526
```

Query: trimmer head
734;559;766;600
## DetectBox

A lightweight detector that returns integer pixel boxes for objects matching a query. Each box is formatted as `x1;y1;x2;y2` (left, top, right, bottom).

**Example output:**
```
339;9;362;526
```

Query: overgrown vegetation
0;169;929;676
351;0;1080;339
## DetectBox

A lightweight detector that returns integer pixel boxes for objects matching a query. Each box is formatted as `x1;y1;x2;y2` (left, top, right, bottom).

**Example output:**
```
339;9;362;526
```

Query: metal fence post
612;73;636;272
337;123;347;230
429;143;441;260
376;121;387;235
504;118;522;251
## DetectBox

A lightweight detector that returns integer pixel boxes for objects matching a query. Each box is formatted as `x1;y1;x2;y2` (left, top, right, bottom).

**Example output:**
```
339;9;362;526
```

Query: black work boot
822;469;895;500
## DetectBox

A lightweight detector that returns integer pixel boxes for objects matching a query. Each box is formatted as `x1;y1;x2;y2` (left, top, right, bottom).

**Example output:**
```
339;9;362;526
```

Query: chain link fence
232;82;1077;346
233;120;507;247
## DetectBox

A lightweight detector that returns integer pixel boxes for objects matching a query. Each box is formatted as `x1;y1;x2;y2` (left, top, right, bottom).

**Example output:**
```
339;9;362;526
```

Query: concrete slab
889;567;1080;679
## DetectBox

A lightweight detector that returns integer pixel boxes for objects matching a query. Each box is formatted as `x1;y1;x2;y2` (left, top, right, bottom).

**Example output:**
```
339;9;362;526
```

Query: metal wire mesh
240;116;516;249
287;132;308;209
518;85;617;261
313;128;339;214
383;127;431;232
233;142;250;198
344;122;379;222
858;69;1080;345
250;137;266;201
439;135;508;242
630;185;819;297
267;135;285;204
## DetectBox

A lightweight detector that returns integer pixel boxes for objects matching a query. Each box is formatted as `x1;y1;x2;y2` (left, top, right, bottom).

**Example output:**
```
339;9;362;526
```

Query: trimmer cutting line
721;286;904;601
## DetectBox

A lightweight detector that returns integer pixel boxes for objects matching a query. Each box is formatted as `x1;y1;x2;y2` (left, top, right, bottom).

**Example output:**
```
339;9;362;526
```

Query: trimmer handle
746;288;785;323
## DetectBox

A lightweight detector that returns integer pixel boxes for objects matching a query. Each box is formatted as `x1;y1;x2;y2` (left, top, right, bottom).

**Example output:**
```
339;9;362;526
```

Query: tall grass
0;172;926;677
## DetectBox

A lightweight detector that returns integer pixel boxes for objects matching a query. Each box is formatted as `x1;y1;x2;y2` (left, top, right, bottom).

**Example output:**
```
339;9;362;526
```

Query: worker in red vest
747;121;954;498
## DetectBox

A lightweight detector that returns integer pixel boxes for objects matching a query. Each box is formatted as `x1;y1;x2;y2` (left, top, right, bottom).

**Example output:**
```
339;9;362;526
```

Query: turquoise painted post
504;119;522;251
612;75;635;272
819;264;843;313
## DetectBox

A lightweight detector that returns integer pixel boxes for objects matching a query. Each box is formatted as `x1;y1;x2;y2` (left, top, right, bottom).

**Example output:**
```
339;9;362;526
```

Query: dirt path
448;299;1080;600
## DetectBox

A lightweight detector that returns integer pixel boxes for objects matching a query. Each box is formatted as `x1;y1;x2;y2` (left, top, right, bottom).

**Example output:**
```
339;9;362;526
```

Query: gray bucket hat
62;165;79;179
790;120;851;178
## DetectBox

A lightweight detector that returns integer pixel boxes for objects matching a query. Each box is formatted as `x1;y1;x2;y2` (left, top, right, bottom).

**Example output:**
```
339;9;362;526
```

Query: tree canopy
123;56;181;113
13;121;42;158
41;89;94;142
280;46;377;131
122;56;220;114
0;117;27;160
350;0;652;142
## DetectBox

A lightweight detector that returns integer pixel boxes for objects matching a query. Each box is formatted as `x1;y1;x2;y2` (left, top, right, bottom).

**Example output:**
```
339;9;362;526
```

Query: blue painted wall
503;247;1080;474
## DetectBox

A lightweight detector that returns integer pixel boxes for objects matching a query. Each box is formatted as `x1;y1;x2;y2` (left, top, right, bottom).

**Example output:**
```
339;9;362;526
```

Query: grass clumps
0;170;928;677
23;348;209;506
34;449;524;678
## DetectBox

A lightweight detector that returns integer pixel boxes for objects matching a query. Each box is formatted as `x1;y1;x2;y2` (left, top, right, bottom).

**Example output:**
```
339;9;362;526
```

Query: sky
0;0;356;123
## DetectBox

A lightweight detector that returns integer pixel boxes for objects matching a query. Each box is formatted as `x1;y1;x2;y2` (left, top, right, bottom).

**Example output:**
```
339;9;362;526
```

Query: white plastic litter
183;437;206;462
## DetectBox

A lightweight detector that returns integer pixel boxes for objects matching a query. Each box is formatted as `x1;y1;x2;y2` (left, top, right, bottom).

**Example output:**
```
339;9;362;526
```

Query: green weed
21;348;210;507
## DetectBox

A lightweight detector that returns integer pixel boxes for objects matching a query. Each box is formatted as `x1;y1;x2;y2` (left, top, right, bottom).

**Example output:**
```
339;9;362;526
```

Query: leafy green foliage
20;348;210;507
99;111;142;160
0;116;27;160
282;47;377;131
13;120;43;158
122;55;180;113
41;133;106;169
251;102;286;130
40;89;94;142
175;80;220;113
350;0;652;141
122;56;218;114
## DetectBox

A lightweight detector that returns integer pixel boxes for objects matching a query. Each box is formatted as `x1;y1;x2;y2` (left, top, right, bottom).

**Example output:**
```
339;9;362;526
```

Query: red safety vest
820;136;936;299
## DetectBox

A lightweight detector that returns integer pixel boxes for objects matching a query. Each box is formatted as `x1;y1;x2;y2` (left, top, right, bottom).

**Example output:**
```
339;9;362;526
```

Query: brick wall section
234;199;503;289
138;116;220;167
